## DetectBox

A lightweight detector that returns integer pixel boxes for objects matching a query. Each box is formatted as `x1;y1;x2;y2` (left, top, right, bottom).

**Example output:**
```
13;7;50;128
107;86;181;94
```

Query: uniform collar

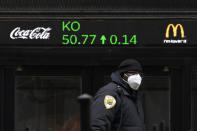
121;87;130;96
121;86;139;99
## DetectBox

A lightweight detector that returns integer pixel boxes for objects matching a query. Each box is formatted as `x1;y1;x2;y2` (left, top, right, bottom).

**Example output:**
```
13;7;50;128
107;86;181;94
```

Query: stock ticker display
0;19;196;47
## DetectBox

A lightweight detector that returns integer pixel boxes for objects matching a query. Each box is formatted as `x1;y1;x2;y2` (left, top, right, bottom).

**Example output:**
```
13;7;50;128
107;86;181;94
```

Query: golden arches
165;24;184;38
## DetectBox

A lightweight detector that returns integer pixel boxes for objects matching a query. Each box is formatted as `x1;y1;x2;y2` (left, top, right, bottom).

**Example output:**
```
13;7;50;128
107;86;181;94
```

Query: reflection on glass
15;76;81;131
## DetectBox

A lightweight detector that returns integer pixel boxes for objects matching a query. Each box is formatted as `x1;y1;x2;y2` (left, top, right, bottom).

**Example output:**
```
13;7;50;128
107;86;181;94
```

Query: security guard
91;59;146;131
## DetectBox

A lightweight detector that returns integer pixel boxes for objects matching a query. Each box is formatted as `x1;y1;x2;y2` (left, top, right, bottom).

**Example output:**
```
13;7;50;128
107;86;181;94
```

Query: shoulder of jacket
96;82;119;96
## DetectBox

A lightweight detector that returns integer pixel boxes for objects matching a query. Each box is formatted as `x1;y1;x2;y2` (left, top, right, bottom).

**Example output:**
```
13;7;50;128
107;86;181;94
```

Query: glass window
15;76;81;131
141;75;170;131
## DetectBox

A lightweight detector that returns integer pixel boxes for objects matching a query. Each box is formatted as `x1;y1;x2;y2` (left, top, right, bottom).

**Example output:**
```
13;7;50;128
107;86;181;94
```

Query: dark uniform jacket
91;70;146;131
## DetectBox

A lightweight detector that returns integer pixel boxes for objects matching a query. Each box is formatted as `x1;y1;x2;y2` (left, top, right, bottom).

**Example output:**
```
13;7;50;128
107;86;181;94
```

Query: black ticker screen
0;19;195;47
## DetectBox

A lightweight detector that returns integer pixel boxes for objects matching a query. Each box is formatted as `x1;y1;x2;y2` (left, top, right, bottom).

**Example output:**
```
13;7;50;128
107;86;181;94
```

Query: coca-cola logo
10;27;52;39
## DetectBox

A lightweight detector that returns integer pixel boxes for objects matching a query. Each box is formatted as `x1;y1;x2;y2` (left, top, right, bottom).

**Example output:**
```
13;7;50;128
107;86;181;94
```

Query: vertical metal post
152;124;159;131
78;93;92;131
170;66;183;131
159;120;165;131
0;68;4;131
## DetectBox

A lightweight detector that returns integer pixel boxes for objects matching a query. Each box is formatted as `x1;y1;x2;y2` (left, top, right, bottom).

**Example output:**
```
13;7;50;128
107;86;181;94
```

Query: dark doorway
1;63;192;131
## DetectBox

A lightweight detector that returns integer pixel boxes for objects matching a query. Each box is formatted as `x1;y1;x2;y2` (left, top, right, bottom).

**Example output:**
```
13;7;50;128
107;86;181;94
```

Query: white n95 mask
127;74;142;90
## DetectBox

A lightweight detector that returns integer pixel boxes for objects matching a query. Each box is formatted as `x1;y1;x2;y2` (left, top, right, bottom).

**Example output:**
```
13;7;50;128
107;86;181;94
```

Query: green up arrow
100;35;106;45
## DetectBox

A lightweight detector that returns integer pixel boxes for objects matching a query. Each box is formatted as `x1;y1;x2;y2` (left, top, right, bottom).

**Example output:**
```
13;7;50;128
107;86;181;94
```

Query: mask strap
122;73;129;83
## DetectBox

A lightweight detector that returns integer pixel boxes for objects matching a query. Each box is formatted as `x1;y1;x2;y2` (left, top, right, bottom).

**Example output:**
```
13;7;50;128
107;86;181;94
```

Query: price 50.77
62;34;96;45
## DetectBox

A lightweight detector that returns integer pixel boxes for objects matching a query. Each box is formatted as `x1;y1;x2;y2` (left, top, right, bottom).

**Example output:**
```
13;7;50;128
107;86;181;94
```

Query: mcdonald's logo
165;24;184;38
163;24;187;44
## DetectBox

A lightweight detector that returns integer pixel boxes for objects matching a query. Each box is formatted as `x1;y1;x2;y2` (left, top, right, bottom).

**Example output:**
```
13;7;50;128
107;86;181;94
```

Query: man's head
118;59;143;90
